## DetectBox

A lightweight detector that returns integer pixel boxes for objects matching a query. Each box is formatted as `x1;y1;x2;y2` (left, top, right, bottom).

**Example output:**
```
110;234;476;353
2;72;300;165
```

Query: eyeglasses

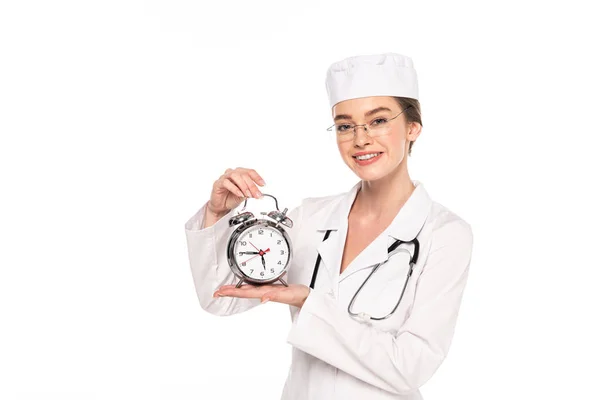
327;106;413;143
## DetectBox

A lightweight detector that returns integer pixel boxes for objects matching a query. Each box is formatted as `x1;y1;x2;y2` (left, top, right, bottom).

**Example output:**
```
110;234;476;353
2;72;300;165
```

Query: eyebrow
333;107;393;123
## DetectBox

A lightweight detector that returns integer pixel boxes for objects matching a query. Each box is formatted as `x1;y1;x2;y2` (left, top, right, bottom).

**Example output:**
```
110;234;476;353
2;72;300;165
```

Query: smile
352;152;383;165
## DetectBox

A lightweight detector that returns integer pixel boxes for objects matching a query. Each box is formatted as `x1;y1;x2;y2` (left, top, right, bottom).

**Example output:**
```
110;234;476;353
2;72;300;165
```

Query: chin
346;157;402;182
349;164;390;181
356;170;389;182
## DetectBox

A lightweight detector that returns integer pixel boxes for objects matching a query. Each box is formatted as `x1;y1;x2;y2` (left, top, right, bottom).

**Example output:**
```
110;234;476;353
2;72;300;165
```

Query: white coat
184;180;473;400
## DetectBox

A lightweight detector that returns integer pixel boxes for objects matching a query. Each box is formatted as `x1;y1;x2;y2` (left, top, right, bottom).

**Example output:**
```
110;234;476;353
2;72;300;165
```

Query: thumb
260;290;280;304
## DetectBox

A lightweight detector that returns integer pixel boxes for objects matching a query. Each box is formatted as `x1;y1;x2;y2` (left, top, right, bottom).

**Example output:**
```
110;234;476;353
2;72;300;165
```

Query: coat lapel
338;180;433;281
314;230;342;288
313;181;361;289
310;180;433;289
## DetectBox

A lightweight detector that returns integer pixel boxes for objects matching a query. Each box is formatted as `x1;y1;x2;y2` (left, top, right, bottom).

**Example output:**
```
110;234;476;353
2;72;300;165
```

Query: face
233;224;291;282
331;96;420;182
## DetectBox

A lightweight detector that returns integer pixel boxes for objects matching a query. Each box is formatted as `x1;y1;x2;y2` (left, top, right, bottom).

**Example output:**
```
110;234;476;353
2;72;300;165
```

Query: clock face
233;224;291;282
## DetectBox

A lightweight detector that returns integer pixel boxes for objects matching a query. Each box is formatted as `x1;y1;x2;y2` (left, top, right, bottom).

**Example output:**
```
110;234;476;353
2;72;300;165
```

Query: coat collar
315;179;433;284
316;179;432;241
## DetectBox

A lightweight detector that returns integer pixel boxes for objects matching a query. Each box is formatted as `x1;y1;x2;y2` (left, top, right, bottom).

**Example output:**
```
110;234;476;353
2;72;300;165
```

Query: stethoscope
310;229;420;321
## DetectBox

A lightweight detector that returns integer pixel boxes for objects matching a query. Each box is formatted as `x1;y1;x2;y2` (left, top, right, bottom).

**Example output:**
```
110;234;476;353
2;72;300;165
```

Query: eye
337;124;352;132
371;118;388;126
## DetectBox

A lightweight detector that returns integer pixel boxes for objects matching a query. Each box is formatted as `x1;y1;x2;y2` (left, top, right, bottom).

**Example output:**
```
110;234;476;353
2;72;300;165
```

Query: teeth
355;153;380;161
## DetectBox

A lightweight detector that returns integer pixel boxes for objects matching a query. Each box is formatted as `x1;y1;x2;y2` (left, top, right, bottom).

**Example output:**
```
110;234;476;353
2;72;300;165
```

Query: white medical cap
325;52;419;109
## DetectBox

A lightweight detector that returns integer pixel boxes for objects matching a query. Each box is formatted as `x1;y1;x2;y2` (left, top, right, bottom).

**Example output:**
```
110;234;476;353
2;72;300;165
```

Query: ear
407;122;422;142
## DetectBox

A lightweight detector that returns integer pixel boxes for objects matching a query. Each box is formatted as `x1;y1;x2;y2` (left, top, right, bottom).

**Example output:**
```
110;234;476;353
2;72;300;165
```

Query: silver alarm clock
227;194;294;288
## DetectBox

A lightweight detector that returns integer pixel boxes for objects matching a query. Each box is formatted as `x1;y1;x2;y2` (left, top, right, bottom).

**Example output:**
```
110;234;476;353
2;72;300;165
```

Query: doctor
184;52;474;399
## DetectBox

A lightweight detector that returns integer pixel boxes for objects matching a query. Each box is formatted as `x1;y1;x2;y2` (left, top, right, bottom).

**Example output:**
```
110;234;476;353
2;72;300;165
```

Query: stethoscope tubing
347;248;414;321
310;230;420;321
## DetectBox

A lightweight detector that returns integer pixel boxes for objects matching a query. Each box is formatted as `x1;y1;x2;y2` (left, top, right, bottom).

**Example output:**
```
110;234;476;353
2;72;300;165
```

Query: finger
216;283;280;293
218;169;234;183
217;288;263;299
221;179;245;198
213;285;251;297
241;173;262;199
217;284;285;298
228;172;252;199
261;288;292;304
231;284;263;290
214;288;244;298
213;284;245;298
247;169;266;186
218;285;267;296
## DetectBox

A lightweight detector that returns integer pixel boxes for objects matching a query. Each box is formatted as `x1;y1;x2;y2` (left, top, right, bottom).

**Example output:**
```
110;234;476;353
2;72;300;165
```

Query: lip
352;151;383;157
352;151;383;166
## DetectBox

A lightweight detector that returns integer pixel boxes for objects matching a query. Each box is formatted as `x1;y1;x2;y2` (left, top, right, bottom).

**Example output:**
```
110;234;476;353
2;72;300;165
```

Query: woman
184;53;473;399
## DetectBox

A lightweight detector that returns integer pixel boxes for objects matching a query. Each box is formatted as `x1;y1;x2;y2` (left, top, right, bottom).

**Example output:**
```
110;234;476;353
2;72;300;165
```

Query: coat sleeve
286;219;473;395
184;200;302;316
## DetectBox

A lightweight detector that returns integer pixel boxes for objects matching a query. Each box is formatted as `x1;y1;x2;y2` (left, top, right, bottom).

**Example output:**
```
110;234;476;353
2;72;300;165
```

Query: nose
353;125;372;146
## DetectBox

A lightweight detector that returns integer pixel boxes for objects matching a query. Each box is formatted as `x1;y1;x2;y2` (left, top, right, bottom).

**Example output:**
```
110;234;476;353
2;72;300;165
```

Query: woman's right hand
207;167;266;217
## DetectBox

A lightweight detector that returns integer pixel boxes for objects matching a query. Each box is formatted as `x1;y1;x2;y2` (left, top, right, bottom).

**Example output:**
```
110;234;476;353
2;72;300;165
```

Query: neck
352;163;415;221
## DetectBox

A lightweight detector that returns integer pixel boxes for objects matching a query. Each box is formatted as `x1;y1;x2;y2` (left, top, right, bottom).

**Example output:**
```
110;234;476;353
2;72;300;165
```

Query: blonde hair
393;97;422;156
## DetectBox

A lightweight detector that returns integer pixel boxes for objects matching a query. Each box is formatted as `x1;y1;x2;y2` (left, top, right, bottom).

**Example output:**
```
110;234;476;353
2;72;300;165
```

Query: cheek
337;143;352;159
386;134;407;156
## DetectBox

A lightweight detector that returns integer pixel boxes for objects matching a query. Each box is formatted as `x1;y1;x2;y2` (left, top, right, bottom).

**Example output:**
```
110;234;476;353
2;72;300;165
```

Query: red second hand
242;249;269;264
242;253;261;264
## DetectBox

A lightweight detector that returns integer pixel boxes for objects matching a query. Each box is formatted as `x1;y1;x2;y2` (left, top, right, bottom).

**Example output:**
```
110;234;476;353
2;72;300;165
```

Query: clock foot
278;277;289;287
235;278;247;288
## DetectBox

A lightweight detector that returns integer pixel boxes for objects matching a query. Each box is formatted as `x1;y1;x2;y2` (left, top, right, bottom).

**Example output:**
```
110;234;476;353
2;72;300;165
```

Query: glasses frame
327;106;413;141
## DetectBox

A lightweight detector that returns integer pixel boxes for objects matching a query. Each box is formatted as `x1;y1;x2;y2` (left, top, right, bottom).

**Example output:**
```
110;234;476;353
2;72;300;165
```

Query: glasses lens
368;118;391;137
330;117;394;142
335;124;354;142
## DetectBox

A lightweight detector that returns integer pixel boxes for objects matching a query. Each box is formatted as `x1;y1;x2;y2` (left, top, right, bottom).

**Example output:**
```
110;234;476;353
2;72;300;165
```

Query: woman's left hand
213;283;310;308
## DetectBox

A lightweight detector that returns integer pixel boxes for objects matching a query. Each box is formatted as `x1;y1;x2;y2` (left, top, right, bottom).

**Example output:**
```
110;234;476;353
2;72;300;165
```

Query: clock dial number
235;225;289;281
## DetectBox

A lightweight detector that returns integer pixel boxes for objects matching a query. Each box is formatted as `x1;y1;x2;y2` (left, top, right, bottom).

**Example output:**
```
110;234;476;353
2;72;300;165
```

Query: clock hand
261;255;266;270
242;254;262;264
249;241;260;251
239;251;260;255
257;248;271;256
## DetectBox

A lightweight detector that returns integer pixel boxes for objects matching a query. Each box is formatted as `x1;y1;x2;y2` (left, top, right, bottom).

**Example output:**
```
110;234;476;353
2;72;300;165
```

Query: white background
1;1;599;399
